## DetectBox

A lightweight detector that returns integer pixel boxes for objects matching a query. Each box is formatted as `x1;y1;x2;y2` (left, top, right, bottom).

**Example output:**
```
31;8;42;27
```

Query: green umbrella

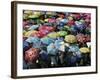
57;31;67;37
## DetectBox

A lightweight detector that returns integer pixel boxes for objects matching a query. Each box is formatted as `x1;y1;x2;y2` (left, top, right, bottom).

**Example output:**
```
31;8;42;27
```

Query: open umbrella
41;37;54;45
26;37;41;48
25;48;40;62
68;44;79;52
47;43;58;55
47;32;59;38
79;47;90;54
65;35;77;43
28;25;39;30
57;31;68;37
24;30;38;37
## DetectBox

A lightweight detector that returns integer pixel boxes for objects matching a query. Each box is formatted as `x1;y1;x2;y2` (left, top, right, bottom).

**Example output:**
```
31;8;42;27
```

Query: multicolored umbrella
25;48;40;62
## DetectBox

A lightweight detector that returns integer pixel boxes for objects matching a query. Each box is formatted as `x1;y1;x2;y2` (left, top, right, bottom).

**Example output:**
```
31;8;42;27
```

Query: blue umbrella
26;37;41;48
68;45;79;52
28;25;39;30
47;43;58;55
41;37;54;45
39;50;48;61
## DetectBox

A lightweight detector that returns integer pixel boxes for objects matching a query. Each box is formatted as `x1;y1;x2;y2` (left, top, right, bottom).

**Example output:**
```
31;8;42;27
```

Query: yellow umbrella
24;30;38;37
65;35;77;43
79;47;90;54
47;32;59;38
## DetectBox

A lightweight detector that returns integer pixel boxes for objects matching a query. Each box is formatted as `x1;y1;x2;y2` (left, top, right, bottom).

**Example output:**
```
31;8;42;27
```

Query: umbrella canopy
24;30;38;37
68;44;79;52
41;37;54;45
47;43;58;55
79;47;90;54
39;50;48;61
28;25;39;30
57;31;68;37
25;48;40;62
47;32;59;38
75;21;86;31
65;35;77;43
26;37;40;43
76;33;86;43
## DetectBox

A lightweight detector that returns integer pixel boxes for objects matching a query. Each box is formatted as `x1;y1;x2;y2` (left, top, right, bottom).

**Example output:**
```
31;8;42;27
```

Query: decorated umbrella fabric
76;33;86;43
65;35;77;43
76;33;90;43
25;48;40;62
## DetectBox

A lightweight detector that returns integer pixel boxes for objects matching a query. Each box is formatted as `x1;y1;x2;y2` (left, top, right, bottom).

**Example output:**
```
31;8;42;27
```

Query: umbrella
47;43;58;55
24;30;38;37
76;33;86;43
65;35;77;43
26;37;41;48
68;44;79;52
39;50;48;61
75;21;86;31
26;36;40;43
28;25;39;30
41;37;54;45
47;32;59;38
79;47;90;54
25;48;40;62
57;31;68;37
